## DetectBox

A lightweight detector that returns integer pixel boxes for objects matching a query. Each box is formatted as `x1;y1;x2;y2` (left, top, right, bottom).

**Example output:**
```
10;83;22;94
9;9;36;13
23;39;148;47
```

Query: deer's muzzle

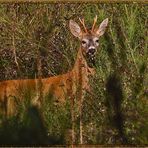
86;50;96;68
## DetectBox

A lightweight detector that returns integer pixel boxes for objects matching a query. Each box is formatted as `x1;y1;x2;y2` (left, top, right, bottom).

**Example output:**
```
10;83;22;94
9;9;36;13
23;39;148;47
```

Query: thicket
0;3;147;146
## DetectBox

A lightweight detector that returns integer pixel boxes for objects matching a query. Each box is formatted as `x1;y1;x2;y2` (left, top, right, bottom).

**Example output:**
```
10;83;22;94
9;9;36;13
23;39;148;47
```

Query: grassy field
0;3;147;146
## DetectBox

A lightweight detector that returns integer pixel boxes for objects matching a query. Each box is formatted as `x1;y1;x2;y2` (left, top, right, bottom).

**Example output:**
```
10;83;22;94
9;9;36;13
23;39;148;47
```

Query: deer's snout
87;46;96;55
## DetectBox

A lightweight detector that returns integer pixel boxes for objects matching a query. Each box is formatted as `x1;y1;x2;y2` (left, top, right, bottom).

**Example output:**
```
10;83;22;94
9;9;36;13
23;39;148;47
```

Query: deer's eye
95;39;99;43
82;40;86;44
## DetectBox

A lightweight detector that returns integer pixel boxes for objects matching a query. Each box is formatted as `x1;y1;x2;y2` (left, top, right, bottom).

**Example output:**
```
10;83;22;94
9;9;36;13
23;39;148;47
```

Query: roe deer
0;16;108;117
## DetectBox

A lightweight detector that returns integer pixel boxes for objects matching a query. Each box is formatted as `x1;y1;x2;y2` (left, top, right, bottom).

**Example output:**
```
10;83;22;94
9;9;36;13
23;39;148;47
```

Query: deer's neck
70;48;95;93
72;48;95;78
73;49;87;70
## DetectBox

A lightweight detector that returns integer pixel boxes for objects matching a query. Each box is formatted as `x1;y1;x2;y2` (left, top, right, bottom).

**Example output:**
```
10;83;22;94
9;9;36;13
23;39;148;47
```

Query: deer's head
69;16;108;67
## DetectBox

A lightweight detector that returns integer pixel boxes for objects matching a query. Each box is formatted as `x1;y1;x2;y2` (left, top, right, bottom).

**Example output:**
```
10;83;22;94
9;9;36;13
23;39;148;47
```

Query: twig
12;34;20;74
79;59;83;144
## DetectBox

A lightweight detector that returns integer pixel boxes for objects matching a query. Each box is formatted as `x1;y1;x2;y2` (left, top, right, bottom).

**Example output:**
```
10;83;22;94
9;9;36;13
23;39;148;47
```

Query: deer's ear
95;18;108;37
69;20;82;38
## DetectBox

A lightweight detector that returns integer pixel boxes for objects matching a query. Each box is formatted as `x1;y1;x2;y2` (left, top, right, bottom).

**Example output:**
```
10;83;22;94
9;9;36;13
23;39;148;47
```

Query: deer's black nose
88;47;96;55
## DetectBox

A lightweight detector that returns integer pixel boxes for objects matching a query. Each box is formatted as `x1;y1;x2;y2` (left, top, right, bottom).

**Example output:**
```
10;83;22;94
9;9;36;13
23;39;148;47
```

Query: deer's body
0;49;94;116
0;16;108;118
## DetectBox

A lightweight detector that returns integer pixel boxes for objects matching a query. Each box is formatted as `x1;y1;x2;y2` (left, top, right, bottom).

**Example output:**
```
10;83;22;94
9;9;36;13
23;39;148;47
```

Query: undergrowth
0;3;147;146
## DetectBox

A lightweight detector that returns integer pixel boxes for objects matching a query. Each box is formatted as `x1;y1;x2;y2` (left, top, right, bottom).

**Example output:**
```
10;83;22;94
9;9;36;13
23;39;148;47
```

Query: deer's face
69;16;108;67
80;33;99;66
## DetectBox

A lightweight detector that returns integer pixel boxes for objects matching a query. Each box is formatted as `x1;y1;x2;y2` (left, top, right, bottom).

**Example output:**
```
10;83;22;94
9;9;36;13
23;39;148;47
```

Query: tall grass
0;3;147;145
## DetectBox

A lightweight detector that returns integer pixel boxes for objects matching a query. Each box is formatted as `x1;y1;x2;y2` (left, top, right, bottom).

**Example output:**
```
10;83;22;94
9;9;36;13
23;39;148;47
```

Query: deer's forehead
82;35;98;42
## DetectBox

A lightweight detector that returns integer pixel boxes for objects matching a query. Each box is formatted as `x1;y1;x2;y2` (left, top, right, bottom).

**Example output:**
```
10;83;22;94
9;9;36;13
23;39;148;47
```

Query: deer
0;16;108;119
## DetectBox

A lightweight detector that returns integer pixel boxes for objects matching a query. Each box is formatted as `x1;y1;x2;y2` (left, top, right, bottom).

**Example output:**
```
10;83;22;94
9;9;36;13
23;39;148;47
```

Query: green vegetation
0;3;147;146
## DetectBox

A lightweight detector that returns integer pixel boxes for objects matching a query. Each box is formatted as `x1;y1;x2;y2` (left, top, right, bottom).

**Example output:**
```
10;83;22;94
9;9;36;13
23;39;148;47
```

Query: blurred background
0;2;147;146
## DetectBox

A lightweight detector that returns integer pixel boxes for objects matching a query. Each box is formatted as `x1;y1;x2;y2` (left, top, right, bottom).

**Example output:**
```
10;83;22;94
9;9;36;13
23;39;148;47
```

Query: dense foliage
0;3;147;146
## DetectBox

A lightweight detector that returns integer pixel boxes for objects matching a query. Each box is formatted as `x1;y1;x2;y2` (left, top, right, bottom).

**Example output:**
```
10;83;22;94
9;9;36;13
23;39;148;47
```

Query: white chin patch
86;52;96;67
90;53;95;61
